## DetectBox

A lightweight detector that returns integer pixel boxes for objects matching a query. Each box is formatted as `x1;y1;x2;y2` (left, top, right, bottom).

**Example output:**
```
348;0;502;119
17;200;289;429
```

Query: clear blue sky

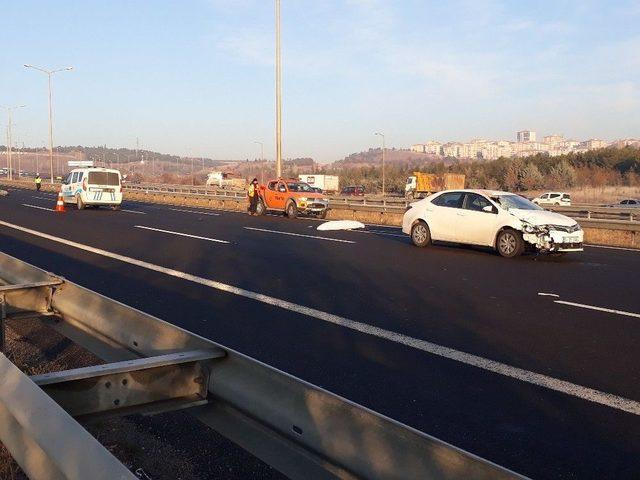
1;0;638;163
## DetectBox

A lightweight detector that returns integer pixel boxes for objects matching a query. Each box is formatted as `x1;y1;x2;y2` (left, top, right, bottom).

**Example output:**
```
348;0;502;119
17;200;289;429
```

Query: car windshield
491;194;543;211
287;182;314;192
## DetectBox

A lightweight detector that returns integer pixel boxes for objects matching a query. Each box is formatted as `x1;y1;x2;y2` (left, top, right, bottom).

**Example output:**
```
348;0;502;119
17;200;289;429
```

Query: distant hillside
333;148;460;168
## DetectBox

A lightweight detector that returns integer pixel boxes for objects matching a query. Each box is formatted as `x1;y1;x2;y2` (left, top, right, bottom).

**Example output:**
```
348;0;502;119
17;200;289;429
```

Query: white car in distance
532;192;571;206
403;189;583;257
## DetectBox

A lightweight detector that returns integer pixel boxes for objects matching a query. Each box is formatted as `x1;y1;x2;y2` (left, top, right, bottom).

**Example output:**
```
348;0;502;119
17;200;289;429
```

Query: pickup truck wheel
318;210;327;219
76;195;85;210
255;200;266;216
496;229;524;258
411;221;431;247
286;201;298;219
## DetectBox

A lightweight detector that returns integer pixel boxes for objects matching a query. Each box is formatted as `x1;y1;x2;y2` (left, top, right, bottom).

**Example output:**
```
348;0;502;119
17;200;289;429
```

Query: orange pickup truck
256;179;330;218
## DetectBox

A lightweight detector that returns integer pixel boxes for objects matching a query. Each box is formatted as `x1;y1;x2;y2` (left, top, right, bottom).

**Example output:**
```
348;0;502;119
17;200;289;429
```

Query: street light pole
24;64;73;183
1;105;26;180
254;141;264;184
275;0;282;178
375;132;386;196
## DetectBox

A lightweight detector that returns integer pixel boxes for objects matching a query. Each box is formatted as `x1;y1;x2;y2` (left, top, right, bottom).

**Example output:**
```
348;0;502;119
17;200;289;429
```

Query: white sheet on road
317;220;365;231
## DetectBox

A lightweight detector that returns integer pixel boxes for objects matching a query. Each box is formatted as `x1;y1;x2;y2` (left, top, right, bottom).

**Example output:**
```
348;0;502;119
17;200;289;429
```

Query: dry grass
526;185;640;204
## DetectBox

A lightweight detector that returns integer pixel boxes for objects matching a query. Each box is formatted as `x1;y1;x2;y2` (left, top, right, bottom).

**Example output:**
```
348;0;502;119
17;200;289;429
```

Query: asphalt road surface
1;187;639;479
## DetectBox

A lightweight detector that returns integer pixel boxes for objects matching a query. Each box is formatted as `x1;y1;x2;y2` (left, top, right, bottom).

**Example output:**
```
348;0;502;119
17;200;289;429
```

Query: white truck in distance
206;171;246;189
298;174;339;193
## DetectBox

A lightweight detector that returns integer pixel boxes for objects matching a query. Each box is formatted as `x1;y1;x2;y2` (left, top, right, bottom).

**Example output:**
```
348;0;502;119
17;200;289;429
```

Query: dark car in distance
340;185;365;196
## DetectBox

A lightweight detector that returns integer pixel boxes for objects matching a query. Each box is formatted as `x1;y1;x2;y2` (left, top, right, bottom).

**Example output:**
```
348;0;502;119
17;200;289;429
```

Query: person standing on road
35;174;42;191
247;178;259;215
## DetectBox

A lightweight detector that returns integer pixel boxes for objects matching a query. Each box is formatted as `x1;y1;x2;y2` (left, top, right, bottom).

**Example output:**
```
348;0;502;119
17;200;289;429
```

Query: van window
77;172;84;182
562;194;570;199
71;172;79;183
88;171;120;186
550;193;560;198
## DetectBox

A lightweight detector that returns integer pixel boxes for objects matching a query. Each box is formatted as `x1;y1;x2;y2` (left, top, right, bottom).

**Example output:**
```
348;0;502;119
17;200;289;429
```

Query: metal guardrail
0;252;525;480
2;178;638;223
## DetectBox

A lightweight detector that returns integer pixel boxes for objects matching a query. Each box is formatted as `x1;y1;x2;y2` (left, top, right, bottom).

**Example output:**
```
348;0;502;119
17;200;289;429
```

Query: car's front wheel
286;201;297;219
496;229;524;258
255;200;266;216
76;195;85;210
411;221;431;247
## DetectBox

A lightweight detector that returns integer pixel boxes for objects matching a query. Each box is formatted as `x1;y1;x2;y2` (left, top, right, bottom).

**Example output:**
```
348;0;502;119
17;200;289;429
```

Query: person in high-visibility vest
34;174;42;191
247;178;259;215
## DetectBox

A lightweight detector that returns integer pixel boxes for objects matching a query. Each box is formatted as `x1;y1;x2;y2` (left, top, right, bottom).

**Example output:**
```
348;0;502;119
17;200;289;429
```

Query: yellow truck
405;172;466;199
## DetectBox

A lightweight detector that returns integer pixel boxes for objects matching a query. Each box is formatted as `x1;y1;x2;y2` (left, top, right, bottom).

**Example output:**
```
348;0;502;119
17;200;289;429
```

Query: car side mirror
483;205;496;214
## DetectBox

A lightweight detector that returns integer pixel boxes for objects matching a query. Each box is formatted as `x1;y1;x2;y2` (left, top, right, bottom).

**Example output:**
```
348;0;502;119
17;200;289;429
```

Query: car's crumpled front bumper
522;226;584;252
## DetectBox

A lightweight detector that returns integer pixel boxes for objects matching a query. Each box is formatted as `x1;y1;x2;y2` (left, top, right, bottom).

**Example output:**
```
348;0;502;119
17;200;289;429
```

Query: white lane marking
585;244;640;252
134;225;229;244
538;293;560;298
32;196;55;201
555;300;640;319
21;204;53;212
122;209;147;215
354;229;406;238
169;208;221;216
1;219;639;416
244;226;355;244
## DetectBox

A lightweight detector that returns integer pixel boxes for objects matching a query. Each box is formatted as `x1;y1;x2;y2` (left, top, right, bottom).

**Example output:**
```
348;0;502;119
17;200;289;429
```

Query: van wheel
411;221;431;247
286;201;298;219
496;229;524;258
111;205;121;211
255;200;266;216
76;195;85;210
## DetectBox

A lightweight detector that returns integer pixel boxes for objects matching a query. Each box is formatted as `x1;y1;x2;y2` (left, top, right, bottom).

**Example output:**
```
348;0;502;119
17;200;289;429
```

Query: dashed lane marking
134;225;229;244
0;219;638;415
122;209;147;215
169;208;221;216
244;227;356;244
21;204;53;212
555;300;640;319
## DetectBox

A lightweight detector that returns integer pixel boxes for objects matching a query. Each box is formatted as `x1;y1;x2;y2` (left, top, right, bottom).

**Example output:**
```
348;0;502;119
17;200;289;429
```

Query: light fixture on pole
275;0;282;178
24;64;74;183
254;141;264;184
0;104;26;180
374;132;386;196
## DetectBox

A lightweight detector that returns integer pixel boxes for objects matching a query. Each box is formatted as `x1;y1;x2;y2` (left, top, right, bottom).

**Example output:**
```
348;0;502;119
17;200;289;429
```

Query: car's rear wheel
111;204;121;211
286;201;298;219
255;200;266;216
76;195;85;210
496;229;524;258
411;221;431;247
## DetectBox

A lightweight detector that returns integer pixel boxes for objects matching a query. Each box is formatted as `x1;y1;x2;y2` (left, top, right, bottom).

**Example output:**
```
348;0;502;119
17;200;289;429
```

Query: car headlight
522;223;549;234
299;197;307;202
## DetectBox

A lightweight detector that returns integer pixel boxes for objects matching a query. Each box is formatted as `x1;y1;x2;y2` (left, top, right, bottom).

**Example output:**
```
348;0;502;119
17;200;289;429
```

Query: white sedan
402;189;584;257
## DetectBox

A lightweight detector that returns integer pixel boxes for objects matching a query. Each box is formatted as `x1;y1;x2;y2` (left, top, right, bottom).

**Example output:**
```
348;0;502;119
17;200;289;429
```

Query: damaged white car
402;189;583;258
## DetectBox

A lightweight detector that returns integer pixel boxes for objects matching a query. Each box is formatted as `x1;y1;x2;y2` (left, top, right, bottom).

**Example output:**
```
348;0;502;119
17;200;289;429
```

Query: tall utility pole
254;141;264;184
275;0;282;178
375;132;386;196
1;105;26;180
24;64;74;183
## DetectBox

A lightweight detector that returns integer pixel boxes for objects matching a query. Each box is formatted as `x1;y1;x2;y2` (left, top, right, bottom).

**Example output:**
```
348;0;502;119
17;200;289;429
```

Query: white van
532;192;571;206
61;168;123;210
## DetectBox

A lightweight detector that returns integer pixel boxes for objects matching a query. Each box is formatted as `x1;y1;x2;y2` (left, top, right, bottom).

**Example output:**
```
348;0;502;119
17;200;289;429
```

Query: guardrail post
0;294;5;353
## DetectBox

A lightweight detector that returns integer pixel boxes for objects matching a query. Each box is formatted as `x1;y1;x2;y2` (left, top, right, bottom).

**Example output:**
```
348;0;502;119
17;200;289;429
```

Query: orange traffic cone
55;192;66;212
